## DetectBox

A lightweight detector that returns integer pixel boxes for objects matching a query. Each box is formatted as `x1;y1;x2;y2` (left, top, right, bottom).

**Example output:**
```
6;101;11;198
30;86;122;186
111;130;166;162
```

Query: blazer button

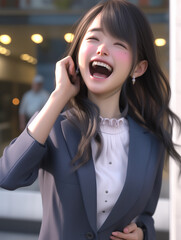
86;231;94;239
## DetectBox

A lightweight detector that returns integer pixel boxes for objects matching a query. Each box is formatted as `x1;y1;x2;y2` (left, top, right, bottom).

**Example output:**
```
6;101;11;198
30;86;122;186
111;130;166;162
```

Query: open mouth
89;61;113;79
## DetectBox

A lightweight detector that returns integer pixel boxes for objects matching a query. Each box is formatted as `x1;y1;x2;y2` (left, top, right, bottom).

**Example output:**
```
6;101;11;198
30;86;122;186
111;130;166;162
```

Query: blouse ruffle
99;116;128;134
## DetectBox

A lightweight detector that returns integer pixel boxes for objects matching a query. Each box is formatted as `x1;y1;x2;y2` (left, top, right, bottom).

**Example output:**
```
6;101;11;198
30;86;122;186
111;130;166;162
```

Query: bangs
100;0;137;67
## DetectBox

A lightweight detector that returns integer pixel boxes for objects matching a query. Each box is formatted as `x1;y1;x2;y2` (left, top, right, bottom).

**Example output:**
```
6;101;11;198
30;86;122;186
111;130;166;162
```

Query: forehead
84;13;130;47
86;14;102;33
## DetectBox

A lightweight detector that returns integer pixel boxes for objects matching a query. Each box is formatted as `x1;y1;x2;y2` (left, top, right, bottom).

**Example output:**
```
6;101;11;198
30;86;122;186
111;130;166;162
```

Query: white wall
169;0;181;239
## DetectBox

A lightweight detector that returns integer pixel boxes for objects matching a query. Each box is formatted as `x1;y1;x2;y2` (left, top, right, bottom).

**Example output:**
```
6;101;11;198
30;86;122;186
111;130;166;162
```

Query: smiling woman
0;1;179;240
77;13;135;100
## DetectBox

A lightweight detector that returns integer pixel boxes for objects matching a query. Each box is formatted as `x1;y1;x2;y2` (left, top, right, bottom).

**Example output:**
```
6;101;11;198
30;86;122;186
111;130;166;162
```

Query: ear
132;60;148;78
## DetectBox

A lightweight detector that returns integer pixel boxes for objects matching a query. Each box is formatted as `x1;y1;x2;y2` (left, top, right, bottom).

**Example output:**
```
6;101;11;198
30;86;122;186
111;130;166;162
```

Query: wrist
137;227;144;240
51;89;71;106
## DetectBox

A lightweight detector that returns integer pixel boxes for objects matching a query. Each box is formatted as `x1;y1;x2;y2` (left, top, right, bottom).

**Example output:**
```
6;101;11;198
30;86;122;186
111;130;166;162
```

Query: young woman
0;0;180;239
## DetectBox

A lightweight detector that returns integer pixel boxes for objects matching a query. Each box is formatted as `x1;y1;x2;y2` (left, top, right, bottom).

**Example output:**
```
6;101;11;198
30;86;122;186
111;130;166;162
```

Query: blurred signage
128;0;168;7
0;0;55;9
19;0;55;9
0;0;168;9
0;0;19;8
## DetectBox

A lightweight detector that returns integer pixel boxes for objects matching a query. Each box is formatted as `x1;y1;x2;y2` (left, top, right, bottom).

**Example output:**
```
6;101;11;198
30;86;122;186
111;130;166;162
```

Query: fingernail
124;228;129;233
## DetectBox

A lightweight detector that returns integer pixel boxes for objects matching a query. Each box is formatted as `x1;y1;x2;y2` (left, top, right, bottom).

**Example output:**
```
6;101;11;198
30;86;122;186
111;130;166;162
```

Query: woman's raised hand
28;56;80;144
55;56;80;101
110;223;144;240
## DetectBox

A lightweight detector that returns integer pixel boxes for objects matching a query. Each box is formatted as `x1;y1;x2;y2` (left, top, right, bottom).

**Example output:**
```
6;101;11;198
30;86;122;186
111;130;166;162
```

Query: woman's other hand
110;223;144;240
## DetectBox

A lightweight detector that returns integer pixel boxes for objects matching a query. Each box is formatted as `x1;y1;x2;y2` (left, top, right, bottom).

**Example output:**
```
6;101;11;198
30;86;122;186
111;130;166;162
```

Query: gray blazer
0;113;164;240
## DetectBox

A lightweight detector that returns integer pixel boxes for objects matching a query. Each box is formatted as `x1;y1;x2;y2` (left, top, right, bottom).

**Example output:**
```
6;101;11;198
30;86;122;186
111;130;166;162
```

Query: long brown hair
65;0;181;169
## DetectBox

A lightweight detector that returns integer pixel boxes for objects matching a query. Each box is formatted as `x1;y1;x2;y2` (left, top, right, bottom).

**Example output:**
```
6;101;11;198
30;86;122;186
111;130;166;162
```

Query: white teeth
92;61;112;72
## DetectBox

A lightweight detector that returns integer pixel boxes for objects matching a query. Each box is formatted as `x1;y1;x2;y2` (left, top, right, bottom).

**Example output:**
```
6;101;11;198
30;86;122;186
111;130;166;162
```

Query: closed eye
86;37;99;41
114;42;127;49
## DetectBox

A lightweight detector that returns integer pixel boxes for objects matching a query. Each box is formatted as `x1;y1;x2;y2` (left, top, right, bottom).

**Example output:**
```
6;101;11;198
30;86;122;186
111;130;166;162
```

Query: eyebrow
87;28;104;33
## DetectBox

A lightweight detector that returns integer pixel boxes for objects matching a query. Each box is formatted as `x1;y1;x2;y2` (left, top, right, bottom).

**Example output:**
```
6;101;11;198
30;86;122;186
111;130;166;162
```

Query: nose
96;44;109;56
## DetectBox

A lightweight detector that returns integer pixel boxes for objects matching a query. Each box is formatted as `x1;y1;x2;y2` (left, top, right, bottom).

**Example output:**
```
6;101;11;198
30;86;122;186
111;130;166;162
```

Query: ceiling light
0;34;11;45
155;38;166;47
27;56;34;63
20;53;37;65
12;98;20;106
64;33;74;43
0;45;11;56
20;54;30;61
0;46;7;54
31;34;43;44
5;49;11;56
32;58;37;65
27;56;37;65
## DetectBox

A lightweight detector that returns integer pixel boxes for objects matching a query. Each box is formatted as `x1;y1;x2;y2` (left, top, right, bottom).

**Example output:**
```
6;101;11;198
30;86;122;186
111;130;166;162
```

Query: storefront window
0;1;169;239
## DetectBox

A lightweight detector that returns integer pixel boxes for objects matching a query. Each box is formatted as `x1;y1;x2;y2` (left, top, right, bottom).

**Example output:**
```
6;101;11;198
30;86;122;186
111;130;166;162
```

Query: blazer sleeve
0;126;48;190
136;147;165;240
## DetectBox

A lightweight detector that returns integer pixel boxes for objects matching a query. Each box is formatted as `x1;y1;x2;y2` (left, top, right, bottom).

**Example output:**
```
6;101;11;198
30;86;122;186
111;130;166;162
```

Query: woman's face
78;13;133;99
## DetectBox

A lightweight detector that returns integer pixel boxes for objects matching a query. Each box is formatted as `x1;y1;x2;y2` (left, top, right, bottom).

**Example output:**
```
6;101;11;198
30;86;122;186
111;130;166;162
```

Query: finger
110;235;124;240
111;232;128;239
110;237;124;240
66;56;76;76
123;223;137;234
111;230;139;240
56;56;75;77
56;57;76;86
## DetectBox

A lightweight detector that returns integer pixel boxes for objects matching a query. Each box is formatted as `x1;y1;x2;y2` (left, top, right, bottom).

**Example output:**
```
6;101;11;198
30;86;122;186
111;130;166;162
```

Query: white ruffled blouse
91;116;129;229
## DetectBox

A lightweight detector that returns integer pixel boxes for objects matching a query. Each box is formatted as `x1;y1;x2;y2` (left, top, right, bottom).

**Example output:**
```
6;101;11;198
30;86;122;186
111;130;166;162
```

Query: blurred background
0;0;169;239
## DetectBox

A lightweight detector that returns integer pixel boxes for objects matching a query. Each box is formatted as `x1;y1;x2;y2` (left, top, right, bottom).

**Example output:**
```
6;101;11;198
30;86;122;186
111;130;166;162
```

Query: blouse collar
99;116;127;129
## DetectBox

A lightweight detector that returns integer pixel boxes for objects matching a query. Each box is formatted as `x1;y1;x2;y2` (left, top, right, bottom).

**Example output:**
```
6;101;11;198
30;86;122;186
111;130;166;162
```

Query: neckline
99;116;125;128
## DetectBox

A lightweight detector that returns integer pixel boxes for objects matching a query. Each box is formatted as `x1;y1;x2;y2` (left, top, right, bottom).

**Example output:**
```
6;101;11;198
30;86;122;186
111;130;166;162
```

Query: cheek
114;51;132;65
78;43;92;66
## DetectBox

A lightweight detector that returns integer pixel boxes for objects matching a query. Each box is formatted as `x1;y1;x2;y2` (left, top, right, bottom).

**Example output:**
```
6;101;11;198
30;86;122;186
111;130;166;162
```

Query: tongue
92;72;108;79
91;65;110;79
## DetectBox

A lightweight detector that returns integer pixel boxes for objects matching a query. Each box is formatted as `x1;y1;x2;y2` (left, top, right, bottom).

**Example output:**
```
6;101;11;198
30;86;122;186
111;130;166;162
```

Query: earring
76;66;80;75
132;76;136;85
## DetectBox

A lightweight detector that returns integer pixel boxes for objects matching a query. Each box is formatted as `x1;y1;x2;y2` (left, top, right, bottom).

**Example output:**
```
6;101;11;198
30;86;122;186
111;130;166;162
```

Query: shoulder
127;115;149;136
52;110;80;138
127;115;156;136
127;115;165;168
56;112;67;123
48;111;79;148
50;110;72;133
127;115;163;149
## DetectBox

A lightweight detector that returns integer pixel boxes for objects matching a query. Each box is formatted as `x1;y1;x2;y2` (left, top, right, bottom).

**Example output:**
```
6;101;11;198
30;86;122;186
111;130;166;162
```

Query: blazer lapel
76;154;97;232
61;115;152;233
61;118;97;233
98;116;151;232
